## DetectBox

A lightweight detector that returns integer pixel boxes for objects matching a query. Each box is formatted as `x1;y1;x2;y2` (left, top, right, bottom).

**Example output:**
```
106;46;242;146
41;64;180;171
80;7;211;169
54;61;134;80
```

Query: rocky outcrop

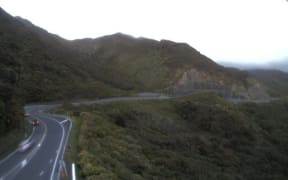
165;68;270;100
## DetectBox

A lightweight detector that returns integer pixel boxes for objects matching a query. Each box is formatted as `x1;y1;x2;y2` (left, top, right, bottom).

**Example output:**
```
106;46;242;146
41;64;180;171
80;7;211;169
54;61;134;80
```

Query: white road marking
47;115;71;180
0;122;35;166
39;170;44;176
60;119;69;124
21;159;27;168
0;117;48;180
50;118;65;180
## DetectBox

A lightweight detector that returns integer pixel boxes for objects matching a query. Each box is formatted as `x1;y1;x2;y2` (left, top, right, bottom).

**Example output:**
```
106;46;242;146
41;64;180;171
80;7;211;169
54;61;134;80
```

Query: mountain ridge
1;6;286;102
1;5;288;162
72;33;270;99
220;59;288;73
248;69;288;97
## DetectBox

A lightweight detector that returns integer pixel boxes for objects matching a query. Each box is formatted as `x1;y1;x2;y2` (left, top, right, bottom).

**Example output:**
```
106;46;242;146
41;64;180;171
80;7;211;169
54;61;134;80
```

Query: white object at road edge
60;119;69;124
21;159;27;168
72;163;76;180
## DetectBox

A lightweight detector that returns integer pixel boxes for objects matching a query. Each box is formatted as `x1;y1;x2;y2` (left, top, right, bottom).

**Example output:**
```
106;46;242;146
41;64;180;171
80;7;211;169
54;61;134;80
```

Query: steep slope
248;69;288;97
0;8;24;136
0;6;271;101
0;5;279;146
0;7;125;102
57;93;288;179
73;33;269;99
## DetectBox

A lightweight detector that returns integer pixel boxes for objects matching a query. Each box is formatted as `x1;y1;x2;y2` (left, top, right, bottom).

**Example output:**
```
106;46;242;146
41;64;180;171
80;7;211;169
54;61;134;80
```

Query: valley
0;5;288;180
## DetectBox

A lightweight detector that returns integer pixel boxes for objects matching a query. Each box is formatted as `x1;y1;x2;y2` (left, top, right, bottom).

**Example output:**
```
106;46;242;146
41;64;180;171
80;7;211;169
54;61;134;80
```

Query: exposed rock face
0;6;273;101
248;69;288;97
167;68;270;100
246;81;270;100
73;34;271;100
171;69;226;95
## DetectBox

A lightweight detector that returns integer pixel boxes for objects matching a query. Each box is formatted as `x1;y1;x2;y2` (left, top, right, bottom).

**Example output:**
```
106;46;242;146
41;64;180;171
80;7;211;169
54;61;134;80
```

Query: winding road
0;95;170;180
0;94;272;180
0;105;71;180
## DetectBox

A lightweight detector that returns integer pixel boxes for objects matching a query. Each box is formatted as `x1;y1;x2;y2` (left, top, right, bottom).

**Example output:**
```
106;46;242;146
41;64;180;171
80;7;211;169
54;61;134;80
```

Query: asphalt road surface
0;95;170;180
0;105;71;180
0;94;272;180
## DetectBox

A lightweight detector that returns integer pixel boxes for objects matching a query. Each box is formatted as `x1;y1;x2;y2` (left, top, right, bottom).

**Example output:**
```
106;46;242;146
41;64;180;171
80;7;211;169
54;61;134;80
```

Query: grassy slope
248;69;288;97
0;117;32;158
73;34;253;94
0;7;129;103
2;7;250;101
57;93;288;180
0;6;283;111
0;129;23;158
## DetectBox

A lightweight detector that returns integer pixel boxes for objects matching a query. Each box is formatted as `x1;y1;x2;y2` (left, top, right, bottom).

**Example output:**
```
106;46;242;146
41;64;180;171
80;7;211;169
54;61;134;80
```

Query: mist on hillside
219;59;288;72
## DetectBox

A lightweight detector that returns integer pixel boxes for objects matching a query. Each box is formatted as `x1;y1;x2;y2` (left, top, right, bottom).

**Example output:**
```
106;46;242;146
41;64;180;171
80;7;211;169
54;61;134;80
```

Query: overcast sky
1;0;288;64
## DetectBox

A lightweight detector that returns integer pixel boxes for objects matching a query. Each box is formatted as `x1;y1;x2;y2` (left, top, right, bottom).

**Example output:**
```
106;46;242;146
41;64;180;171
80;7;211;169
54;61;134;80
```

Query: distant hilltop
1;6;288;102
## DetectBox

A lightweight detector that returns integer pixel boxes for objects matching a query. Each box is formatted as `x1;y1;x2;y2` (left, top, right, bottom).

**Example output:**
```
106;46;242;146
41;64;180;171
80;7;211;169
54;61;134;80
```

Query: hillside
0;8;23;137
248;69;288;97
72;34;269;99
1;7;130;103
268;60;288;72
0;6;272;103
0;6;126;139
56;93;288;180
0;6;282;137
1;5;288;179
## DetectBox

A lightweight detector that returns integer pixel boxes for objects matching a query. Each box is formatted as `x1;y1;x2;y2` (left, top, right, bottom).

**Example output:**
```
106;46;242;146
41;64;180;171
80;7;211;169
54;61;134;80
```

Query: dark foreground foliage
0;63;23;136
60;93;288;180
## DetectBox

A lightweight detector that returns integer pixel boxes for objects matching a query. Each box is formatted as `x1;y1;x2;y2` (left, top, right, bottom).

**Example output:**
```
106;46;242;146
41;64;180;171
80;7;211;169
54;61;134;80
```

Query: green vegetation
0;6;128;146
1;6;288;175
57;93;288;180
0;7;272;103
0;6;285;138
0;129;23;158
73;34;258;97
248;69;288;97
0;8;130;103
0;115;31;158
0;86;23;136
67;116;82;164
0;43;24;146
65;115;83;180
